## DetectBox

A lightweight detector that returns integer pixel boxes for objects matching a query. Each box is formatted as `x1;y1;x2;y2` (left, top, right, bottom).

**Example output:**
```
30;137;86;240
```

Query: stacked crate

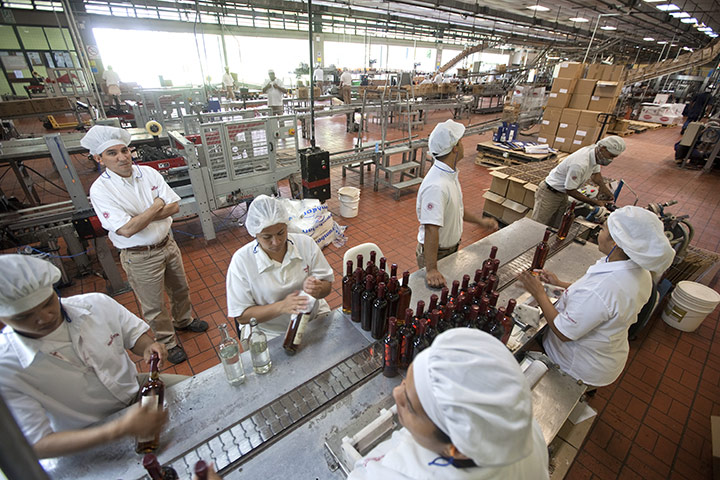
481;157;567;224
538;62;625;154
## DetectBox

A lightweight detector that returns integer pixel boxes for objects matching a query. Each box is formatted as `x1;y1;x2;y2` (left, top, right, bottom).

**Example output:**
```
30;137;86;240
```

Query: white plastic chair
343;242;384;271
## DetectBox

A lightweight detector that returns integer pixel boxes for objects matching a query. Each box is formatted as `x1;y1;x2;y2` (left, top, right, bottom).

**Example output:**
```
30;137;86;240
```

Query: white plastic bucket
338;186;360;218
662;281;720;332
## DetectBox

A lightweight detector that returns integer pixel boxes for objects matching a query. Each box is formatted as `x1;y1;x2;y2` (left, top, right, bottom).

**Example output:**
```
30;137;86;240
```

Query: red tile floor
3;109;720;478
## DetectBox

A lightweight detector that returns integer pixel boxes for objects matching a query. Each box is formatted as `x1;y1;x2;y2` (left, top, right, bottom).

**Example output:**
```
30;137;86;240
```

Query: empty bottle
249;318;272;374
218;323;245;386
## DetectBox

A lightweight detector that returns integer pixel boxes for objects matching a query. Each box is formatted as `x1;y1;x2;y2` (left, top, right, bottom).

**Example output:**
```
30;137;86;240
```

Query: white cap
607;206;675;272
428;120;465;158
412;328;534;467
268;69;275;75
0;255;61;316
597;135;626;156
245;195;290;237
80;125;131;156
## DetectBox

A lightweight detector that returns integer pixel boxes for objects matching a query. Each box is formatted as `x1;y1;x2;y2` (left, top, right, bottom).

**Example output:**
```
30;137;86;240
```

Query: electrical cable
20;245;91;259
24;166;68;194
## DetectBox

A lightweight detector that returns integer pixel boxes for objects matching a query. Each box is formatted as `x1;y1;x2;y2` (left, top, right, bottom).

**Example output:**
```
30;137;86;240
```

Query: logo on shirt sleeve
427;202;434;210
571;176;577;181
107;333;120;346
103;212;110;219
303;265;309;274
151;185;159;191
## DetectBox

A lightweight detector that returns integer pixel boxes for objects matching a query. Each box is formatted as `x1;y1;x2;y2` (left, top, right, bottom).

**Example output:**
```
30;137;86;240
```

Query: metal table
47;219;603;480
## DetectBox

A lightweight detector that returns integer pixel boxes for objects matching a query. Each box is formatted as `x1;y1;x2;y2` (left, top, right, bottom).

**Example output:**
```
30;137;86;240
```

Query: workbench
46;218;602;480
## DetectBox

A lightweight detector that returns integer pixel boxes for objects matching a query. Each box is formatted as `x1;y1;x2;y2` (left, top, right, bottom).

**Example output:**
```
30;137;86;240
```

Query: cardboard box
538;121;559;139
586;64;604;80
574;126;600;145
556;121;576;140
575;79;597;95
489;170;510;196
557;61;585;79
550;78;577;95
542;107;563;123
30;98;53;114
588;95;618;112
0;100;35;116
501;198;529;224
569;94;591;110
638;113;683;125
569;139;585;153
522;183;538;208
603;65;625;82
506;177;528;204
537;135;551;145
546;91;571;109
560;108;582;125
593;81;620;98
578;110;603;127
553;135;572;152
482;191;505;219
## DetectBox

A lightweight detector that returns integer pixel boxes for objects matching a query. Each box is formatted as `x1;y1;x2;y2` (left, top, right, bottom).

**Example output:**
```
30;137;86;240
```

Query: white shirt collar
252;238;303;274
432;159;457;176
3;298;92;369
588;258;641;274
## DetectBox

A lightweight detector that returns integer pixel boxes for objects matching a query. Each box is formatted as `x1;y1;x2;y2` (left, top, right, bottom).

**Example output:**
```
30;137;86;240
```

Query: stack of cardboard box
538;62;625;154
0;97;73;117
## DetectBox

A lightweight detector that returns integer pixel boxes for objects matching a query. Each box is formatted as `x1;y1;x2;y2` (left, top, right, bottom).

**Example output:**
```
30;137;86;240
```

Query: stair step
384;161;420;173
392;177;423;190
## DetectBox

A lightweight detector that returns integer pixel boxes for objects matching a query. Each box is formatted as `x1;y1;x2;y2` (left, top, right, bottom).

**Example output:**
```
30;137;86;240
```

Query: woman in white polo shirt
226;195;334;339
519;206;674;387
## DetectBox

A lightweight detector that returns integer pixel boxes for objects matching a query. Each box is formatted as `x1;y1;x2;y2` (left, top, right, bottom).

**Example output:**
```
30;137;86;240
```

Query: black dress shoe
167;345;188;364
177;318;209;332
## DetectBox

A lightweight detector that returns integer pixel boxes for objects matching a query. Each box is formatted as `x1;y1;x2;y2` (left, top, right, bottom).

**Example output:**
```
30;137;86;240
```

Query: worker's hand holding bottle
303;276;325;298
280;291;309;315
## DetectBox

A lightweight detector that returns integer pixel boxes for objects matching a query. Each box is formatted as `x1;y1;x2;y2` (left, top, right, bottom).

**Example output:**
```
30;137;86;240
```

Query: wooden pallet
475;152;524;167
608;128;635;137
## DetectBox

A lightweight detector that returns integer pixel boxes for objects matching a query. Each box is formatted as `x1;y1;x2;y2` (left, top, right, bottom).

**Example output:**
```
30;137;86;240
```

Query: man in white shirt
339;68;355;129
416;120;498;288
349;329;549;480
102;65;121;107
0;255;177;459
432;71;443;85
419;76;432;85
313;64;324;86
519;207;674;387
261;70;287;116
84;126;208;365
532;136;625;227
221;67;235;100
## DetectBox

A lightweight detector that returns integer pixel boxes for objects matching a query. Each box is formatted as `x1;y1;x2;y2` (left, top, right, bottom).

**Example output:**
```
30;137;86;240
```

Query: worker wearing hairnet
226;195;334;339
349;328;549;479
262;70;287;116
519;206;675;387
532;136;626;227
0;255;189;459
84;125;208;365
221;67;235;100
416;120;498;288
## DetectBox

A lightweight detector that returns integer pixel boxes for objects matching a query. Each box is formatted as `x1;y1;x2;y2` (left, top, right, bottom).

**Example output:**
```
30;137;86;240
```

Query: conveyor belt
152;343;383;479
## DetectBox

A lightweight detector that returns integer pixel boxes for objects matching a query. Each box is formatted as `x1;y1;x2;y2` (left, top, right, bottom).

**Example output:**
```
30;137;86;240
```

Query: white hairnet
428;119;466;158
245;195;291;237
0;255;61;316
80;125;131;156
412;328;534;467
597;135;626;156
607;206;675;273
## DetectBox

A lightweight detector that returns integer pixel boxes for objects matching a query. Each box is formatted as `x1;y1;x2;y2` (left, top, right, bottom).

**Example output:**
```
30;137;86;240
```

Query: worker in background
339;68;354;130
262;69;287;116
416;120;498;288
221;67;235;100
83;126;208;365
313;63;324;88
682;86;713;134
102;65;122;108
348;328;549;479
0;255;186;459
519;207;674;388
419;75;432;85
432;71;443;85
531;136;624;228
226;195;334;340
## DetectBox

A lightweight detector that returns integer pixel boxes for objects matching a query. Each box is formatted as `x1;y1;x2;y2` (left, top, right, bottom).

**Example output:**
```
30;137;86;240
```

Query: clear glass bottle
249;318;272;374
218;324;245;386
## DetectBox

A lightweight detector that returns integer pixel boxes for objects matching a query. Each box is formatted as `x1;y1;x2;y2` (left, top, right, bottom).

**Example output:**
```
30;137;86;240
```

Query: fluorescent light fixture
710;34;719;38
600;25;617;30
669;11;690;18
656;4;680;11
682;46;694;51
657;40;668;44
705;30;716;35
527;5;550;11
569;17;589;22
695;22;707;28
698;26;712;31
681;17;698;23
643;37;655;41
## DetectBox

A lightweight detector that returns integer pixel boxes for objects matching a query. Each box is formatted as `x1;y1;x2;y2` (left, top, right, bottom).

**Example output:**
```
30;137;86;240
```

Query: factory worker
102;65;122;107
432;71;443;85
349;329;549;480
85;125;207;365
519;206;674;388
221;67;235;100
262;69;287;116
0;255;187;459
313;64;324;85
416;120;498;288
532;136;624;227
226;195;334;339
419;76;433;85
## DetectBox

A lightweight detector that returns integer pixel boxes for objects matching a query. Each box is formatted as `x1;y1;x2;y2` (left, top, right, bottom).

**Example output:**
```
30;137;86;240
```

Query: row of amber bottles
143;454;209;479
530;202;577;274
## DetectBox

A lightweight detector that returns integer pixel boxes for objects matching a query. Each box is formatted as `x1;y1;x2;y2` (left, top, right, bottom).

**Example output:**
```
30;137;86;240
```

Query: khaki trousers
416;243;459;269
531;182;568;228
120;238;193;349
269;105;284;116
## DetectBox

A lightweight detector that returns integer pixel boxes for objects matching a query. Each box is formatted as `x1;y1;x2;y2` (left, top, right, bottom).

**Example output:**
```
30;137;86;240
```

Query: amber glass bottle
481;246;498;280
500;299;517;345
142;454;178;480
360;275;376;331
424;309;440;344
398;308;415;369
557;202;577;240
383;317;399;377
425;294;438;319
370;282;389;339
412;317;430;358
136;354;164;454
488;307;506;342
395;271;412;318
342;260;354;314
465;304;481;329
531;229;552;273
350;268;365;323
386;277;400;318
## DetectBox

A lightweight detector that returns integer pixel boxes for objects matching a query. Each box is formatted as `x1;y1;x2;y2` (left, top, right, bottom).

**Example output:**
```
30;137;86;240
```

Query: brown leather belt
544;181;561;194
123;235;170;252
